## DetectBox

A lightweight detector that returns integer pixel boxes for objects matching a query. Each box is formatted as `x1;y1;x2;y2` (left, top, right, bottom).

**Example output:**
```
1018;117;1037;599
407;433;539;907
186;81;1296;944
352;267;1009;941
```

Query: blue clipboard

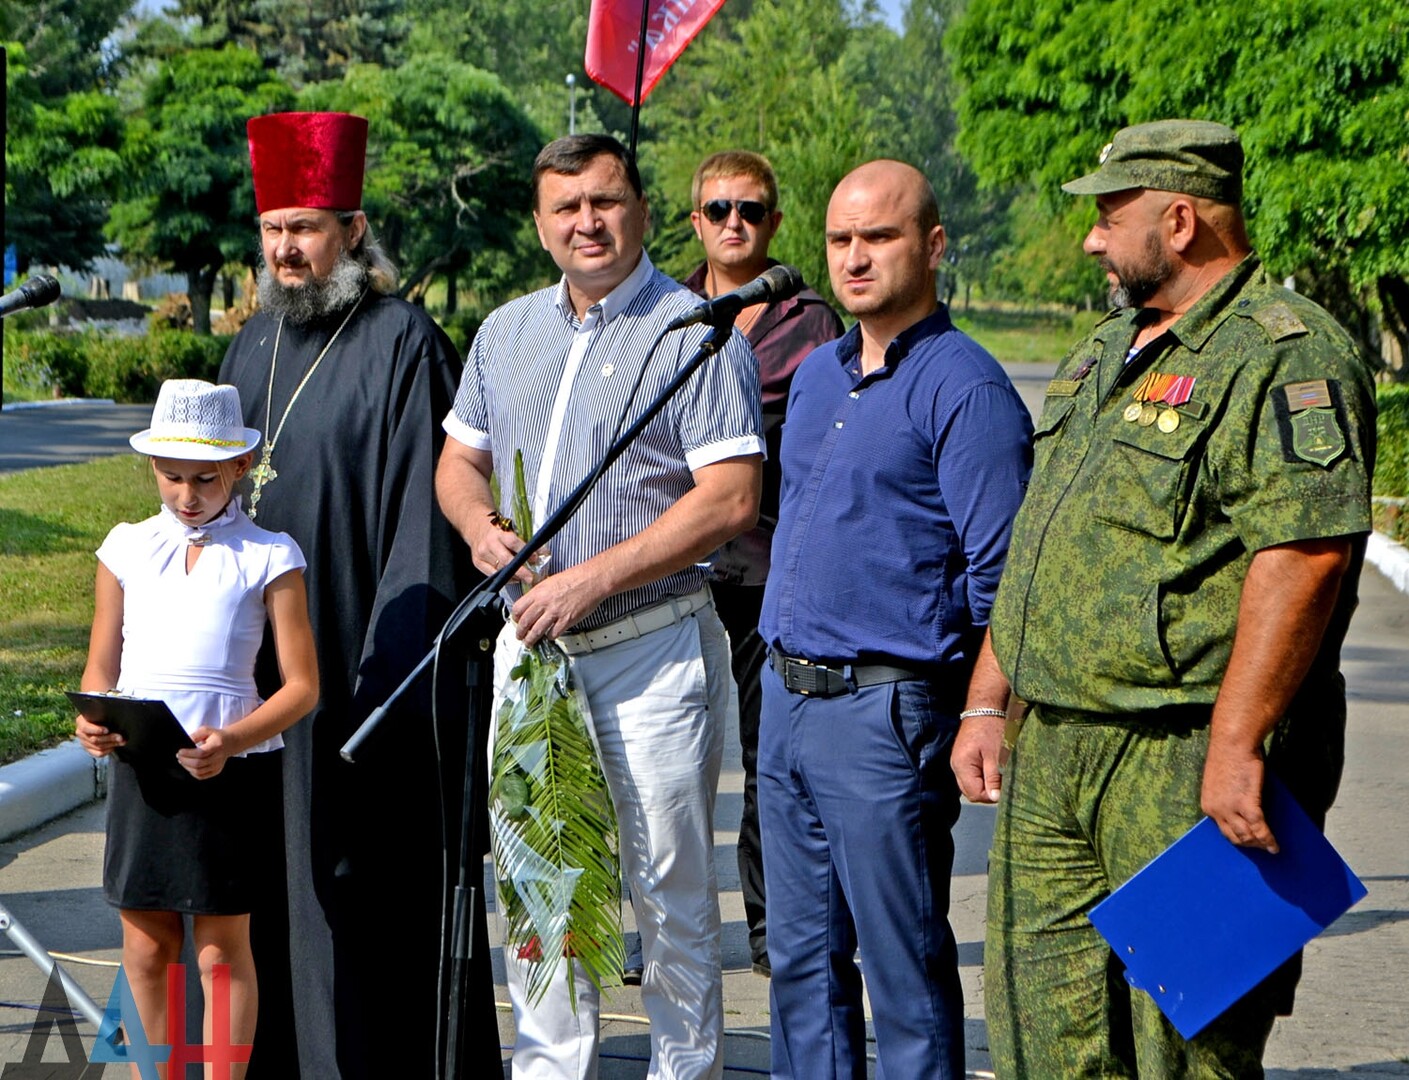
1089;773;1366;1039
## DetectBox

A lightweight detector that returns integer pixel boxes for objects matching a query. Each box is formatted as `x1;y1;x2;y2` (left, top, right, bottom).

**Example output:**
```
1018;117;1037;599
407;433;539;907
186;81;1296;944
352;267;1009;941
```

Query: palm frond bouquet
489;451;624;1006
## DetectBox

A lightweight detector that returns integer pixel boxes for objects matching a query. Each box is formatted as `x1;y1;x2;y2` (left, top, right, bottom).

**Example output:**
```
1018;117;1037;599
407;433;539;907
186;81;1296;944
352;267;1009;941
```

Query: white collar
553;250;656;328
156;497;241;545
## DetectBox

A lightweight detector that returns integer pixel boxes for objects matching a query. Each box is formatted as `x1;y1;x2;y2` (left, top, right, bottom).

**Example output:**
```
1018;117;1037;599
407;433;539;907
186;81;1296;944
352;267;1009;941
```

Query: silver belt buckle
782;656;852;698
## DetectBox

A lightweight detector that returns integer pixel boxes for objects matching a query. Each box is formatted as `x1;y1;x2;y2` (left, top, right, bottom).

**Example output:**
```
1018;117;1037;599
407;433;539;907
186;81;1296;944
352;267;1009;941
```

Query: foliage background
4;0;1406;370
949;0;1409;365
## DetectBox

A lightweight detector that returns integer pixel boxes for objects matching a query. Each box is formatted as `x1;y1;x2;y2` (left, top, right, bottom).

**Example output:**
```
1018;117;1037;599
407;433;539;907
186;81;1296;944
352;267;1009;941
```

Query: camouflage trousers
985;705;1278;1078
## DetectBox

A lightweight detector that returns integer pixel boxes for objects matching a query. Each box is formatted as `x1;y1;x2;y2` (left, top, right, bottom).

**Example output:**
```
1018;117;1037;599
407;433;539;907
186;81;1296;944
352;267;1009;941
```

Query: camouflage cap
1062;119;1243;203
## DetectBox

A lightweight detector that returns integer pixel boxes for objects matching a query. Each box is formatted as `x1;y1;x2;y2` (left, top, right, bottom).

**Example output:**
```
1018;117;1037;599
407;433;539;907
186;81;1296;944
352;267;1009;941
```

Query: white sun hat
129;379;262;461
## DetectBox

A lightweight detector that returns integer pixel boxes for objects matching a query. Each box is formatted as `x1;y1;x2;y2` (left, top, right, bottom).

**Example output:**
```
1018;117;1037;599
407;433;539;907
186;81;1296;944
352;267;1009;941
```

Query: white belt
556;585;712;656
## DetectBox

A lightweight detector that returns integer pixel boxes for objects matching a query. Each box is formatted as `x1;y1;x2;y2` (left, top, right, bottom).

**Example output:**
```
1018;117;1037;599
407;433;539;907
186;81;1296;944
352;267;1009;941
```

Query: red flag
585;0;727;106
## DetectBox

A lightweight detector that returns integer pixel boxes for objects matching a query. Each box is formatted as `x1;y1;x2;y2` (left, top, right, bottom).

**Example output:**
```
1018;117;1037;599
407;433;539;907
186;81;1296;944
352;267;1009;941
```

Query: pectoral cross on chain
248;447;277;520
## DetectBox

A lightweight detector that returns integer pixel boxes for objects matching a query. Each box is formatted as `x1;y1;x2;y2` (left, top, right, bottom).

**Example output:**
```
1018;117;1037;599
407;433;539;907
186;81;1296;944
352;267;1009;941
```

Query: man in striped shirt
437;133;764;1079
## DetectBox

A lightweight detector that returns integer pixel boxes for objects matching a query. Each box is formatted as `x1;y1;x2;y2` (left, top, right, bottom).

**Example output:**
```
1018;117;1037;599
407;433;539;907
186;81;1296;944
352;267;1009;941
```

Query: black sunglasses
700;199;771;225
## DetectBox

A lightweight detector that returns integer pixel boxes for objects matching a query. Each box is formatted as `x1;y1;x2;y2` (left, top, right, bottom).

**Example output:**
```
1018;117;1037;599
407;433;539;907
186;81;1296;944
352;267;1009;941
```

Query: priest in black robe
219;110;501;1079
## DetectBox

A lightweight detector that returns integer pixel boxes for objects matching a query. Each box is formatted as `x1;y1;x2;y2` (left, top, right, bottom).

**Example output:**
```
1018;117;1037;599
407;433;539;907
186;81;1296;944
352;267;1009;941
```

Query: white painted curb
1;398;116;411
1366;530;1409;596
0;740;106;841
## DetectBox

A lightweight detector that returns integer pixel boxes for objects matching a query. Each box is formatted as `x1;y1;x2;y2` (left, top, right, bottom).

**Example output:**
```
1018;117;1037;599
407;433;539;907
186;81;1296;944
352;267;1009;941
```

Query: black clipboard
67;691;197;766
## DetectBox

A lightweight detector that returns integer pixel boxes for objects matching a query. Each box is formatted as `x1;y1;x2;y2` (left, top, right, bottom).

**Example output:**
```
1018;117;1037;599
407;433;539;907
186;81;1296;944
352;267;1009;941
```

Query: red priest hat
247;112;368;214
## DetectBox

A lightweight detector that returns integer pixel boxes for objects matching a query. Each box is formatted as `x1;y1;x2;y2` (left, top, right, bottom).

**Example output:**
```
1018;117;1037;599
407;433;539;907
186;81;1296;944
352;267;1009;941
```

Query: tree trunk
1299;265;1380;372
445;271;458;316
397;255;450;302
222;273;235;311
187;265;219;335
1378;275;1409;382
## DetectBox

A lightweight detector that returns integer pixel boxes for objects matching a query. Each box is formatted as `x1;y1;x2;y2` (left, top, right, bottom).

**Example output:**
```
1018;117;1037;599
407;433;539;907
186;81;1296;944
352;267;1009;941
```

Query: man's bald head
830;160;941;237
825;160;946;338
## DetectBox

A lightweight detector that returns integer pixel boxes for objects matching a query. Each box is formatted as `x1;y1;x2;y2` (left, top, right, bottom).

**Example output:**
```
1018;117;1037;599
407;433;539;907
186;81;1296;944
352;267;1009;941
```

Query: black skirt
103;752;278;915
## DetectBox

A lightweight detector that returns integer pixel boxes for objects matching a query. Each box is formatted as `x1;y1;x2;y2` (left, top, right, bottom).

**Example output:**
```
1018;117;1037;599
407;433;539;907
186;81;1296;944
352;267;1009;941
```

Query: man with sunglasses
683;150;843;980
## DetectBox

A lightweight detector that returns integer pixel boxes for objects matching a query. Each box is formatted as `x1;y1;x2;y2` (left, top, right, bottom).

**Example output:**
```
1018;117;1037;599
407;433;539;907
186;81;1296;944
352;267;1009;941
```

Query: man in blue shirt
758;159;1033;1079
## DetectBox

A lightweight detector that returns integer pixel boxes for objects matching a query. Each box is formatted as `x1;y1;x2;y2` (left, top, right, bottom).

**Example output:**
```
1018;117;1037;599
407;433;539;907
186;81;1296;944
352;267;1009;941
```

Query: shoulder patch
1249;302;1309;342
1271;379;1349;467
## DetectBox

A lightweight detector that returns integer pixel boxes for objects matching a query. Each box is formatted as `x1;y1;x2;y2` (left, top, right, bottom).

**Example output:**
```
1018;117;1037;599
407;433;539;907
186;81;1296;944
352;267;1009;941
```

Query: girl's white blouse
96;499;306;755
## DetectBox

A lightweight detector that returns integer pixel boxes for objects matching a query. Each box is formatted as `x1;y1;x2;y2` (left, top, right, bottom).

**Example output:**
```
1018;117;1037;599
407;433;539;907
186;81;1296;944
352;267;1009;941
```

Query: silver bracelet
959;707;1007;720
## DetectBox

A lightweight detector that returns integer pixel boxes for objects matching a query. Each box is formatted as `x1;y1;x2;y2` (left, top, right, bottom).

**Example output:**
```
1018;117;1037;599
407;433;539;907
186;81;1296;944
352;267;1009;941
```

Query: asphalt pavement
0;401;152;473
0;388;1406;1077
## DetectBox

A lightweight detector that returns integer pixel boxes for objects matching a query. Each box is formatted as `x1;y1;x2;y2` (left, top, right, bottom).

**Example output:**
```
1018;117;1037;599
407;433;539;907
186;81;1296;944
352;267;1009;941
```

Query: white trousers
494;606;730;1080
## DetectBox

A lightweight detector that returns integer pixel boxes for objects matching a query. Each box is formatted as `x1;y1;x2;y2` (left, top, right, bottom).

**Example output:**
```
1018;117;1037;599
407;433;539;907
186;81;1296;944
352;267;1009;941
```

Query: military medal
1125;370;1196;430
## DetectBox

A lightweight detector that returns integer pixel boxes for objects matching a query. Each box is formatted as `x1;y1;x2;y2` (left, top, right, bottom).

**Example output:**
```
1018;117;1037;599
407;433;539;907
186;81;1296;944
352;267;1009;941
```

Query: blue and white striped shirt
444;252;764;630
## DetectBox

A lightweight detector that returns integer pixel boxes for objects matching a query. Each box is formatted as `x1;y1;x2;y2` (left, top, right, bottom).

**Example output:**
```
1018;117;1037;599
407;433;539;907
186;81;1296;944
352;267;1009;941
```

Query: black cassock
221;292;501;1079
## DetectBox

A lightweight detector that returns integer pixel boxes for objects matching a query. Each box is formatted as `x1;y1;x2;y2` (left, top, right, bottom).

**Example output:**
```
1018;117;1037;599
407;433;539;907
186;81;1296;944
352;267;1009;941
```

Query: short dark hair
532;134;643;207
916;178;940;238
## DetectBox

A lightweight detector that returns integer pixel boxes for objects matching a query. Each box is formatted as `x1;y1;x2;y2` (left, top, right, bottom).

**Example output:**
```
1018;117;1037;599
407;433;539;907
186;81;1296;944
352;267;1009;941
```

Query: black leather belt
769;649;925;698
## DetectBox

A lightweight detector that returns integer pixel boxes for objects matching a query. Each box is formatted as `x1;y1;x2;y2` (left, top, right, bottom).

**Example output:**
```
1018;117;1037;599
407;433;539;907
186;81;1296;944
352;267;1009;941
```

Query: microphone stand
339;321;736;1079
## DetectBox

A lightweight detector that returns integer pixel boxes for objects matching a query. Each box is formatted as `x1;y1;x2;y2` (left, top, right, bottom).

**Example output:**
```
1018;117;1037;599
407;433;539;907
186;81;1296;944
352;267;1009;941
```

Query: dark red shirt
685;261;844;584
684;261;844;413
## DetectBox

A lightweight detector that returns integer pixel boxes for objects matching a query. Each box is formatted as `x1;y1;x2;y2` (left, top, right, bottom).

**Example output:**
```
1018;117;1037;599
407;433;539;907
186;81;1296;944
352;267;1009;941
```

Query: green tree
882;0;1010;306
949;0;1409;364
4;45;126;273
403;0;602;140
0;0;131;95
983;189;1100;309
172;0;409;85
301;56;543;314
2;0;132;272
107;44;294;333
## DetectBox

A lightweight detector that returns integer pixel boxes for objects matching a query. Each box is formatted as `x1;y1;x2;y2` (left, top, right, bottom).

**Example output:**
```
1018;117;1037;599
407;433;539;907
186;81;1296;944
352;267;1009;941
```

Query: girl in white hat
74;378;318;1076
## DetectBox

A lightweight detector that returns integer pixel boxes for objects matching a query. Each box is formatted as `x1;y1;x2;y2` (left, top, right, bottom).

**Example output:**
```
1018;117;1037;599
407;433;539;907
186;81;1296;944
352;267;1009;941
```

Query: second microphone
666;264;805;331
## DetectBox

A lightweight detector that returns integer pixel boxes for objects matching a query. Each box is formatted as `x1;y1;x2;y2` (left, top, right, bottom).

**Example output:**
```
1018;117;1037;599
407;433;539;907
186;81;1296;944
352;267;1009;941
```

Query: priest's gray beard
256;253;367;324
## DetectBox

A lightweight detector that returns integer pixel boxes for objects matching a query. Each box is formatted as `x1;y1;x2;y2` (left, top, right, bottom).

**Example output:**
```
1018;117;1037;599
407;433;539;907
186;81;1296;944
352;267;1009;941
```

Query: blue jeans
759;665;966;1079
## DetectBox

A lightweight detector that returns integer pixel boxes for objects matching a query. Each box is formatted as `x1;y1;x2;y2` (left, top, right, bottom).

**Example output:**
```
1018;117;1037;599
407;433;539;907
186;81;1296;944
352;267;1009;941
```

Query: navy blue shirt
760;306;1033;669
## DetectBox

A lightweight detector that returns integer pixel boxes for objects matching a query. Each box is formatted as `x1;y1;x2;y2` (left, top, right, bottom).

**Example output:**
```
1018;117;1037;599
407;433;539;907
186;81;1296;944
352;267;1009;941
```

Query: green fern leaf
511;448;535;539
489;448;624;1006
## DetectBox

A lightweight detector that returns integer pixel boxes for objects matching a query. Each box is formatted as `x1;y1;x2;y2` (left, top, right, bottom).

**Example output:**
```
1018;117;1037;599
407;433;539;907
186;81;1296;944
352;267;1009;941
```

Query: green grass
0;454;153;765
953;304;1104;365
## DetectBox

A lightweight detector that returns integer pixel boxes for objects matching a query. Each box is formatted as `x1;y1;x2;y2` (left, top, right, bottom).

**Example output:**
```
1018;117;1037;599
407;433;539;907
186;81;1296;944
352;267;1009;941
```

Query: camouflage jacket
991;254;1376;715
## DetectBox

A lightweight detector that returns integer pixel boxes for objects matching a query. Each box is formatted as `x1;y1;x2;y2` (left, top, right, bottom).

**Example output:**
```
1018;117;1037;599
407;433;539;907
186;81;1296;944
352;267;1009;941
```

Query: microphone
0;275;62;319
666;264;805;331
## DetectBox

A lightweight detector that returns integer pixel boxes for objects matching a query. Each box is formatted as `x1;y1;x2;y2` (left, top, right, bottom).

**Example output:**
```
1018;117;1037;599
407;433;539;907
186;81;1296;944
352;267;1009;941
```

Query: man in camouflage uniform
951;120;1377;1076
